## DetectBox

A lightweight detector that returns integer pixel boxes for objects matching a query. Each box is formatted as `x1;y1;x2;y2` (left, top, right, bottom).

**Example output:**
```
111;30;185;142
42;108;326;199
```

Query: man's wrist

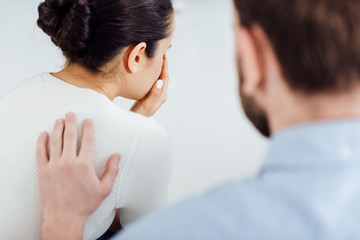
41;216;87;240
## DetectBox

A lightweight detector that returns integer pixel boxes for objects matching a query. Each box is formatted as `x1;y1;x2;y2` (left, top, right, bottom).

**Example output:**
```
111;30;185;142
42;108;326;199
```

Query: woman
0;0;175;239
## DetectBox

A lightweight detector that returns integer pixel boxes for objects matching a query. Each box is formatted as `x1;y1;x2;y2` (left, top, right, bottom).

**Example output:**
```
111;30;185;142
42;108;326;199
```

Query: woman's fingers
146;56;169;102
50;118;65;160
149;78;166;103
62;112;78;158
36;132;49;167
100;153;121;196
159;55;169;101
131;81;164;116
160;55;169;80
79;119;95;161
130;56;170;117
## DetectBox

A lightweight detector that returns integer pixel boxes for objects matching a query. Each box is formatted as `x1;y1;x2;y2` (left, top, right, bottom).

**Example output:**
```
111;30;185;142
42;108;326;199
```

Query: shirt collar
263;119;360;171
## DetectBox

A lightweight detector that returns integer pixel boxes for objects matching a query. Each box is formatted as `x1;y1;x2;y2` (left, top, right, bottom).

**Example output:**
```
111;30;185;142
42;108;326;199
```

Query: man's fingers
62;112;78;158
100;154;121;196
79;119;95;161
36;132;49;167
79;119;95;159
50;118;65;160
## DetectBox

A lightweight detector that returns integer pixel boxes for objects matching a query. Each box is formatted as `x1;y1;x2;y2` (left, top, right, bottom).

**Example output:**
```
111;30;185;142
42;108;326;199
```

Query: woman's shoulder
88;99;170;145
0;73;43;98
137;116;170;146
100;108;169;141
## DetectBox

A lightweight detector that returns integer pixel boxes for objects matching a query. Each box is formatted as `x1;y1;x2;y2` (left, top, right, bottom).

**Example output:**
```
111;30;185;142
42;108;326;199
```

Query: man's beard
237;57;271;138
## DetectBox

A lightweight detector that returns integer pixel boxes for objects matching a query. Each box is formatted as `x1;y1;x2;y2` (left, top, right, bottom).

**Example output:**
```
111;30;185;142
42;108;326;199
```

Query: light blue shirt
113;120;360;240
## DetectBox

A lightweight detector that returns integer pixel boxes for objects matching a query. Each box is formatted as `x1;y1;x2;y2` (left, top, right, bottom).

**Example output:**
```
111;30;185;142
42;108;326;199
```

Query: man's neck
269;86;360;134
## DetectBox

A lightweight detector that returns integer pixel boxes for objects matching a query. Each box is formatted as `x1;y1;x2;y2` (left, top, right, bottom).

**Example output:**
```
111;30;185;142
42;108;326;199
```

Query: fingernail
56;118;64;124
84;119;93;125
41;131;48;137
157;80;164;89
66;112;75;118
114;154;121;163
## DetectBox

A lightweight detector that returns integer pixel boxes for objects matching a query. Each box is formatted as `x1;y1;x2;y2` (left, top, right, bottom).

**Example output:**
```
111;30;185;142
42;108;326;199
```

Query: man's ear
238;26;263;96
127;42;147;73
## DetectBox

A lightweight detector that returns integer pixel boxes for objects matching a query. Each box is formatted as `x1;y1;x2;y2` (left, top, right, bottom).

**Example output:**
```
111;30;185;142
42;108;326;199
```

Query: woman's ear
238;26;264;96
127;42;147;73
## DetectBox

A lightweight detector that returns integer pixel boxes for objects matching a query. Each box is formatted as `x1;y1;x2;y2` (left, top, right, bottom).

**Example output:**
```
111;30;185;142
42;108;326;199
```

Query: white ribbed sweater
0;73;173;240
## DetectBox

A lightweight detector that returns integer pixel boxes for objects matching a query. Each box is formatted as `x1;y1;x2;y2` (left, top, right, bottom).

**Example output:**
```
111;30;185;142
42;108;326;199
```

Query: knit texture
0;73;173;240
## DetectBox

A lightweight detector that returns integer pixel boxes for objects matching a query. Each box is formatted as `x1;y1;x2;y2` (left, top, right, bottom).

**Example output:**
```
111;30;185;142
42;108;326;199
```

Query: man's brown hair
234;0;360;94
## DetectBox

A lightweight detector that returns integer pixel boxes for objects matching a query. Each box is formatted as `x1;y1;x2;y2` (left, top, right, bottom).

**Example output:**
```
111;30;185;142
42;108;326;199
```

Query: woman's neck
52;64;121;101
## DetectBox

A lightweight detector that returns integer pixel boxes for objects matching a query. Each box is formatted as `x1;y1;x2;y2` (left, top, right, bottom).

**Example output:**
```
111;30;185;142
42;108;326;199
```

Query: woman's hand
37;112;121;240
130;55;169;117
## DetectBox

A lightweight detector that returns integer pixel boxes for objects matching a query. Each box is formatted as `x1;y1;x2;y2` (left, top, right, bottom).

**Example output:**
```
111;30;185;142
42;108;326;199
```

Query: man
37;0;360;239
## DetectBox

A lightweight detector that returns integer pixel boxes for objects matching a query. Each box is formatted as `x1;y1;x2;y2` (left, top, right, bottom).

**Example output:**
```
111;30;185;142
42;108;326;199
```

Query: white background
0;0;268;203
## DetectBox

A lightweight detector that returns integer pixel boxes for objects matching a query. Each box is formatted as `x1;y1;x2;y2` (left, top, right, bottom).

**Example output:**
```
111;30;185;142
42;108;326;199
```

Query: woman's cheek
144;77;157;96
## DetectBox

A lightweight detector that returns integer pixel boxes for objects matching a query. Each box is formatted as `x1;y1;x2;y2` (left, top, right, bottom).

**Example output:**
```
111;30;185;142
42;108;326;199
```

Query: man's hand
37;112;121;240
130;55;169;116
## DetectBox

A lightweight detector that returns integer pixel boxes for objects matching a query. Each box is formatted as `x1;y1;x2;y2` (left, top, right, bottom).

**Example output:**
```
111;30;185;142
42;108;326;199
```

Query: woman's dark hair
37;0;174;73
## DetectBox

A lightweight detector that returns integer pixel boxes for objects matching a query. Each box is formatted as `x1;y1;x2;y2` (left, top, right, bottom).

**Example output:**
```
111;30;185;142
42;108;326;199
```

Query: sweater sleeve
116;118;173;226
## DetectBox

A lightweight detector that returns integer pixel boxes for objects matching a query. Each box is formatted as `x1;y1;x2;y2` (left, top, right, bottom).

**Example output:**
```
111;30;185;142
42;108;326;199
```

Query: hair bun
37;0;92;55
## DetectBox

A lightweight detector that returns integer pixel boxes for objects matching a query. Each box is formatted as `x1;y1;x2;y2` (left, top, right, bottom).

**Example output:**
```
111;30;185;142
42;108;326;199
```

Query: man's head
233;0;360;137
